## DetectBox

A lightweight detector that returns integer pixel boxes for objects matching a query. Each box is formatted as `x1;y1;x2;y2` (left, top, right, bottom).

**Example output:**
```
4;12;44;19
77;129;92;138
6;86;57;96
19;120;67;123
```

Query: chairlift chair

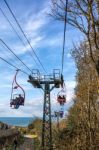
10;70;25;109
57;88;66;105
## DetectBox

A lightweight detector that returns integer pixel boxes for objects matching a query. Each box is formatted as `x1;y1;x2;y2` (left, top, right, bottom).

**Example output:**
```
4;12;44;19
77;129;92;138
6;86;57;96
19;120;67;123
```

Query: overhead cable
3;0;47;73
61;0;68;74
0;39;32;72
0;6;40;68
0;56;29;76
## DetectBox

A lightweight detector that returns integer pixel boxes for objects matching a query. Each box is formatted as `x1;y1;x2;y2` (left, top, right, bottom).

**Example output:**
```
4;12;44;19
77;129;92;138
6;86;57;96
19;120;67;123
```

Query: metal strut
42;83;52;150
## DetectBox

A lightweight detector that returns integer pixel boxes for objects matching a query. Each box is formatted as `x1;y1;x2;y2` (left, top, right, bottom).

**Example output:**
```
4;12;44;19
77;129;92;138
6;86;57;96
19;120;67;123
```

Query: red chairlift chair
57;86;66;105
10;69;25;109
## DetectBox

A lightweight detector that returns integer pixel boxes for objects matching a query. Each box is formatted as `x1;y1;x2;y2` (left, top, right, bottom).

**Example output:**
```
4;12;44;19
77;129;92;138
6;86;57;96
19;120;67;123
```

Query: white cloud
20;35;45;53
25;1;50;32
67;53;71;58
66;80;76;90
0;84;11;88
0;97;43;117
26;17;46;33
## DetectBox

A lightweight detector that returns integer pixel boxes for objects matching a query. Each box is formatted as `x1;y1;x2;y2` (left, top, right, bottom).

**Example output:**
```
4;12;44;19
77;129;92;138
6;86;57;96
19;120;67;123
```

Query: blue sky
0;0;83;117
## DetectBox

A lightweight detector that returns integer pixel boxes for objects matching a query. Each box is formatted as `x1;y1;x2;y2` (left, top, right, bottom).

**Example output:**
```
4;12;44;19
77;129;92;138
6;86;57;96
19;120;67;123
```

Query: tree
52;40;99;149
71;41;99;149
50;0;99;75
50;1;99;149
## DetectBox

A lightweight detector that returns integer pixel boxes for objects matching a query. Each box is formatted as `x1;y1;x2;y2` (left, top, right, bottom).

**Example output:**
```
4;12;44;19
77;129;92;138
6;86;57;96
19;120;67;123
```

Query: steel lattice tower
42;82;52;150
28;69;63;150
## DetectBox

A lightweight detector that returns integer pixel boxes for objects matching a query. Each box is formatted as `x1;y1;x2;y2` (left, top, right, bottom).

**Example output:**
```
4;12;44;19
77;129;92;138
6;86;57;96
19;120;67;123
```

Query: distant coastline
0;117;35;127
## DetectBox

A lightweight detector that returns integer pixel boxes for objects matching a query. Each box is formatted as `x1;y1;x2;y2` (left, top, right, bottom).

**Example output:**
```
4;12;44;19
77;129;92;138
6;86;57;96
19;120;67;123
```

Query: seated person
18;94;24;105
63;95;66;101
60;111;64;118
10;98;17;106
58;95;62;99
14;97;19;108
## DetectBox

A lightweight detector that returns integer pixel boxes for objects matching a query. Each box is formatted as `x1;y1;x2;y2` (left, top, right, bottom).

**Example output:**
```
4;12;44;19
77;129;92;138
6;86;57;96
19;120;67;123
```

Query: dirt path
18;137;34;150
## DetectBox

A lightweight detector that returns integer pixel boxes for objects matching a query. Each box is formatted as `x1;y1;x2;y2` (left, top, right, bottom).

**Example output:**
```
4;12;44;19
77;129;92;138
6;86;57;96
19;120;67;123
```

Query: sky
0;0;83;117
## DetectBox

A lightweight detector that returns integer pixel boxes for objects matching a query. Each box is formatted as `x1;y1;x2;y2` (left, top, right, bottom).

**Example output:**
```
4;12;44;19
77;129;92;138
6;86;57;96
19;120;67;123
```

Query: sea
0;117;35;127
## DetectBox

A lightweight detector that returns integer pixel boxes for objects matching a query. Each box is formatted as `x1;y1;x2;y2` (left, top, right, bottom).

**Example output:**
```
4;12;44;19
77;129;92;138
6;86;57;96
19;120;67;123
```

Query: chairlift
57;84;66;105
10;69;25;109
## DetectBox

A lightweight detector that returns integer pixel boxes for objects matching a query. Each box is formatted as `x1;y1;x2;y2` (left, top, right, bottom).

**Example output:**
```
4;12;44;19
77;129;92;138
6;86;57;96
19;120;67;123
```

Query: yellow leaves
24;134;38;139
